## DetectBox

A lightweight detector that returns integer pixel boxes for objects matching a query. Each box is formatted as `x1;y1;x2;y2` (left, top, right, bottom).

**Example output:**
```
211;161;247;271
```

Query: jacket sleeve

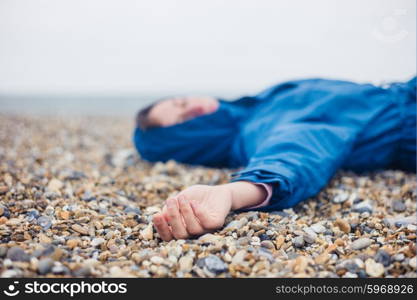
230;121;362;211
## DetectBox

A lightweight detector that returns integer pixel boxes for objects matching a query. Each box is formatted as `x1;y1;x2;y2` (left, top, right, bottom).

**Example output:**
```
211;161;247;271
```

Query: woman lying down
133;77;416;241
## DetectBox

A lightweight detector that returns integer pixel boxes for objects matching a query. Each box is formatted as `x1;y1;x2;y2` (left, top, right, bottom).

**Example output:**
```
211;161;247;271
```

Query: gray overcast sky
0;0;415;97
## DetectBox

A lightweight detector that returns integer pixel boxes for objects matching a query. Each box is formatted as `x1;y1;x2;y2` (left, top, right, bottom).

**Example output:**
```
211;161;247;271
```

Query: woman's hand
153;184;232;241
152;181;267;241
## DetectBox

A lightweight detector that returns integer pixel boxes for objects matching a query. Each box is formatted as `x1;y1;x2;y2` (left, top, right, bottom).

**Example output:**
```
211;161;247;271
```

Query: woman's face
147;96;219;127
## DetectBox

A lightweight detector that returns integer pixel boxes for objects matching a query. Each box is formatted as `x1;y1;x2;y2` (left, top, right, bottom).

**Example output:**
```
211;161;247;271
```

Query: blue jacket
134;77;416;211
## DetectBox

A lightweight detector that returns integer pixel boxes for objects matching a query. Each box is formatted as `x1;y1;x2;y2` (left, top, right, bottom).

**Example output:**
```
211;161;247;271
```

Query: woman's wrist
224;181;267;210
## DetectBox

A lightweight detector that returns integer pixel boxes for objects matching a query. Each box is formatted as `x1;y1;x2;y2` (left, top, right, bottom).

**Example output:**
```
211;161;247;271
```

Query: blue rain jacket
134;77;416;211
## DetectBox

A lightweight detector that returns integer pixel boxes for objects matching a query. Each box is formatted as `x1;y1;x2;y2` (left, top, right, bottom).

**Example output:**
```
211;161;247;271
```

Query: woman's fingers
178;195;205;235
165;197;189;239
153;212;173;241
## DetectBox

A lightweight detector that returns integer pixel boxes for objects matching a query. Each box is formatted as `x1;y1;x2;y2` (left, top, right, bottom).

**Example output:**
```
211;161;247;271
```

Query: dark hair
135;102;157;130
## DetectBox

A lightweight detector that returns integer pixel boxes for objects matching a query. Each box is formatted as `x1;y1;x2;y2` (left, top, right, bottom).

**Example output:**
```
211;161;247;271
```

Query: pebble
140;224;153;240
198;233;221;244
351;238;373;250
0;246;7;257
26;209;40;222
0;205;10;218
7;246;31;262
407;224;417;231
150;256;165;265
232;250;247;265
91;237;105;247
293;236;305;248
124;206;141;214
310;223;326;234
365;259;384;277
374;250;391;267
71;224;89;235
393;253;405;262
0;186;9;195
178;256;193;272
197;255;228;274
334;218;351;233
47;179;63;193
73;266;91;277
333;192;349;203
37;216;52;230
409;257;416;269
392;201;406;212
352;201;373;213
303;228;317;244
384;216;416;228
38;258;54;275
225;218;248;230
260;240;275;250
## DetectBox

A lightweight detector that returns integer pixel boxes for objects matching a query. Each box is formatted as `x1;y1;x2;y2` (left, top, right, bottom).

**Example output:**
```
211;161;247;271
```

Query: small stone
66;239;80;249
58;210;70;220
334;218;351;233
26;209;39;222
0;186;9;195
38;233;52;244
37;216;52;230
150;256;164;265
71;224;89;235
260;240;275;250
384;216;416;228
333;192;349;203
6;218;21;226
52;264;70;275
315;252;330;264
124;206;141;214
365;258;384;277
198;233;221;244
409;256;416;269
352;201;373;213
73;266;91;277
393;253;405;262
140;224;153;240
310;223;326;234
225;217;248;230
407;224;417;231
231;250;247;265
392;201;406;212
91;237;105;247
275;235;285;249
293;255;310;273
197;255;228;274
38;258;54;275
374;250;391;267
0;246;7;257
7;246;30;262
47;179;63;193
258;248;274;262
111;149;137;168
303;228;317;244
351;238;373;250
293;236;305;248
178;256;193;273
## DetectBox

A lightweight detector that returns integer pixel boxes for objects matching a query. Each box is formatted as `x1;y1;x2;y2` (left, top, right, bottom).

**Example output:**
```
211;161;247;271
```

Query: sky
0;0;415;98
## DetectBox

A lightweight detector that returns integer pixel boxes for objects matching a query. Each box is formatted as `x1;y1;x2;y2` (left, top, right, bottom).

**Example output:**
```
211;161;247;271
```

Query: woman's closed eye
173;98;187;108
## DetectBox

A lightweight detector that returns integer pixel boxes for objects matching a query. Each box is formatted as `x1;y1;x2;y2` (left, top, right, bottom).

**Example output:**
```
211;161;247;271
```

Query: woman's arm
226;181;268;210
